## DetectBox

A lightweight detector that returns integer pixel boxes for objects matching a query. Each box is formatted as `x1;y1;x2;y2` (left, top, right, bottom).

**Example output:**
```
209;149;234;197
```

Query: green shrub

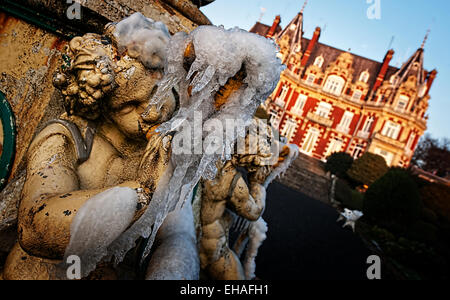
325;152;353;178
364;168;422;232
407;221;438;244
347;152;388;186
420;182;450;221
335;179;352;203
334;179;364;210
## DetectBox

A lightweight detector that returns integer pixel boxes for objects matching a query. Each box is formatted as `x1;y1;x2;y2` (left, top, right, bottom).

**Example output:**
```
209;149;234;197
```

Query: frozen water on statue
65;16;284;275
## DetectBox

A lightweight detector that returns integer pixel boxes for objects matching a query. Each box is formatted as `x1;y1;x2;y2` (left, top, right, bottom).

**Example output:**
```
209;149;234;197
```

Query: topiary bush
347;152;388;186
325;152;353;178
364;168;423;233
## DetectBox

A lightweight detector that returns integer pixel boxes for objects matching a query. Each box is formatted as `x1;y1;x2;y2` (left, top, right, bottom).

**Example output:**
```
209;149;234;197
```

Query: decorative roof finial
300;0;308;14
421;29;430;49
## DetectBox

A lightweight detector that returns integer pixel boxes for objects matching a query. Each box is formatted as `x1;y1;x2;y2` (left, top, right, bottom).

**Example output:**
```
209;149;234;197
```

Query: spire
421;29;430;49
392;48;425;88
300;0;308;14
276;8;304;63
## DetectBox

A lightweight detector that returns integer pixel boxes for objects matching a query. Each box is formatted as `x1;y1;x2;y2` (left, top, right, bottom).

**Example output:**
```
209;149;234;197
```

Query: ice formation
113;12;170;69
63;187;138;277
133;25;283;261
243;218;268;280
338;208;364;232
145;200;199;280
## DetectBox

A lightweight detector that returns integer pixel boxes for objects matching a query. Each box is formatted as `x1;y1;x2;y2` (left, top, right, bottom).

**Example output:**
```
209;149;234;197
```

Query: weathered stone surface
0;12;66;180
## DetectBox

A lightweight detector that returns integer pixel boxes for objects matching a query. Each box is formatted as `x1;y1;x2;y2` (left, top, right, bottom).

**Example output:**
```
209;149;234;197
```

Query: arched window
359;71;370;83
313;56;324;68
324;75;345;96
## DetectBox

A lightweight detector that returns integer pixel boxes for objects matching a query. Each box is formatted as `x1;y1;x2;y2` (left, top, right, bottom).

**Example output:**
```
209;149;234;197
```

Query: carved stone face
107;57;171;141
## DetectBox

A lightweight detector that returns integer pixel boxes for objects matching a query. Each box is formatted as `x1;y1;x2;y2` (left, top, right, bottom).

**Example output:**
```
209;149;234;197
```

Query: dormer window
314;56;324;68
396;95;409;112
359;71;370;83
352;90;363;101
324;75;345;96
306;73;316;85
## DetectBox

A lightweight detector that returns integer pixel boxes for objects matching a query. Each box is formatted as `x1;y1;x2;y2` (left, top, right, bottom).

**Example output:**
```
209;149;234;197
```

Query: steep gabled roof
276;12;304;54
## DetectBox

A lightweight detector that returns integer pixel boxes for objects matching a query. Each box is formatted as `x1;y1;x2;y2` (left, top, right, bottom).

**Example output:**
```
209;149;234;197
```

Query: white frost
114;12;170;69
63;187;138;278
243;218;268;280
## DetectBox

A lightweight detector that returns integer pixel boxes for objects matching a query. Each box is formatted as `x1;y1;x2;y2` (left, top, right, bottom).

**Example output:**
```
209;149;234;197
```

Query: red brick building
250;11;437;167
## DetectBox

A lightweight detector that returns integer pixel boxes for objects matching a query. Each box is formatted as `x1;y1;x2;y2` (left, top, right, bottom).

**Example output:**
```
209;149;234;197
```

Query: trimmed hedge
347;152;388;186
325;152;353;178
364;168;422;232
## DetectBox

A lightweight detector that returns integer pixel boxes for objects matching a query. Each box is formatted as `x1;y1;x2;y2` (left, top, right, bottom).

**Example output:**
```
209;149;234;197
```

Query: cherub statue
2;17;177;280
198;119;298;280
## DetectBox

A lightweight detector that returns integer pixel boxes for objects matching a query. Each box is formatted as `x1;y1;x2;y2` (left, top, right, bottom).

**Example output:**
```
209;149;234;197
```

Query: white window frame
292;94;307;115
306;73;316;85
281;118;298;142
396;95;409;112
301;127;320;155
406;131;416;150
316;101;332;118
276;84;289;106
337;111;354;133
352;90;363;101
325;137;344;157
314;56;324;68
352;144;364;159
382;121;401;140
359;71;370;83
324;75;345;96
362;116;374;133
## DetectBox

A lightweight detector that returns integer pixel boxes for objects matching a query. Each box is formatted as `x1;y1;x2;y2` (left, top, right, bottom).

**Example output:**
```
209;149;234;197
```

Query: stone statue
198;120;298;280
0;12;284;280
2;25;176;279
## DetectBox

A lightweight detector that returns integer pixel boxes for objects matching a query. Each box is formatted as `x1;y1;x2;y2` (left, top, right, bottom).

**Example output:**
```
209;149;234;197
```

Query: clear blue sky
201;0;450;140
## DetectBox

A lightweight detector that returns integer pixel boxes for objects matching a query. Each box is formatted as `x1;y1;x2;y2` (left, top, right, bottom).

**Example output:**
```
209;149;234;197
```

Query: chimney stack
266;15;281;38
425;69;437;96
300;27;321;67
372;49;395;92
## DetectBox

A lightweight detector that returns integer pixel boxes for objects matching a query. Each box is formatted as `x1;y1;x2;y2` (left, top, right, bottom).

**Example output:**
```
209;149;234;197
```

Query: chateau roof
300;37;400;88
249;22;281;37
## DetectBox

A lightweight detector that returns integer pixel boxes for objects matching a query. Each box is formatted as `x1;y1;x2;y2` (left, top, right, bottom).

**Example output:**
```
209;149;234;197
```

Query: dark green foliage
407;221;438;244
420;182;450;220
347;152;388;186
335;179;364;210
364;168;422;231
325;152;353;178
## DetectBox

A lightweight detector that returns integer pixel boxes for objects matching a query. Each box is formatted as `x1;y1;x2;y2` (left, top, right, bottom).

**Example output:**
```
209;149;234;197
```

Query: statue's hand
249;165;271;185
137;132;173;190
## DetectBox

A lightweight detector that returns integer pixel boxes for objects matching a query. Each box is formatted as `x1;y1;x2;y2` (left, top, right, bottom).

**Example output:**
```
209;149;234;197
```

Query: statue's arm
17;124;140;259
228;175;266;222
